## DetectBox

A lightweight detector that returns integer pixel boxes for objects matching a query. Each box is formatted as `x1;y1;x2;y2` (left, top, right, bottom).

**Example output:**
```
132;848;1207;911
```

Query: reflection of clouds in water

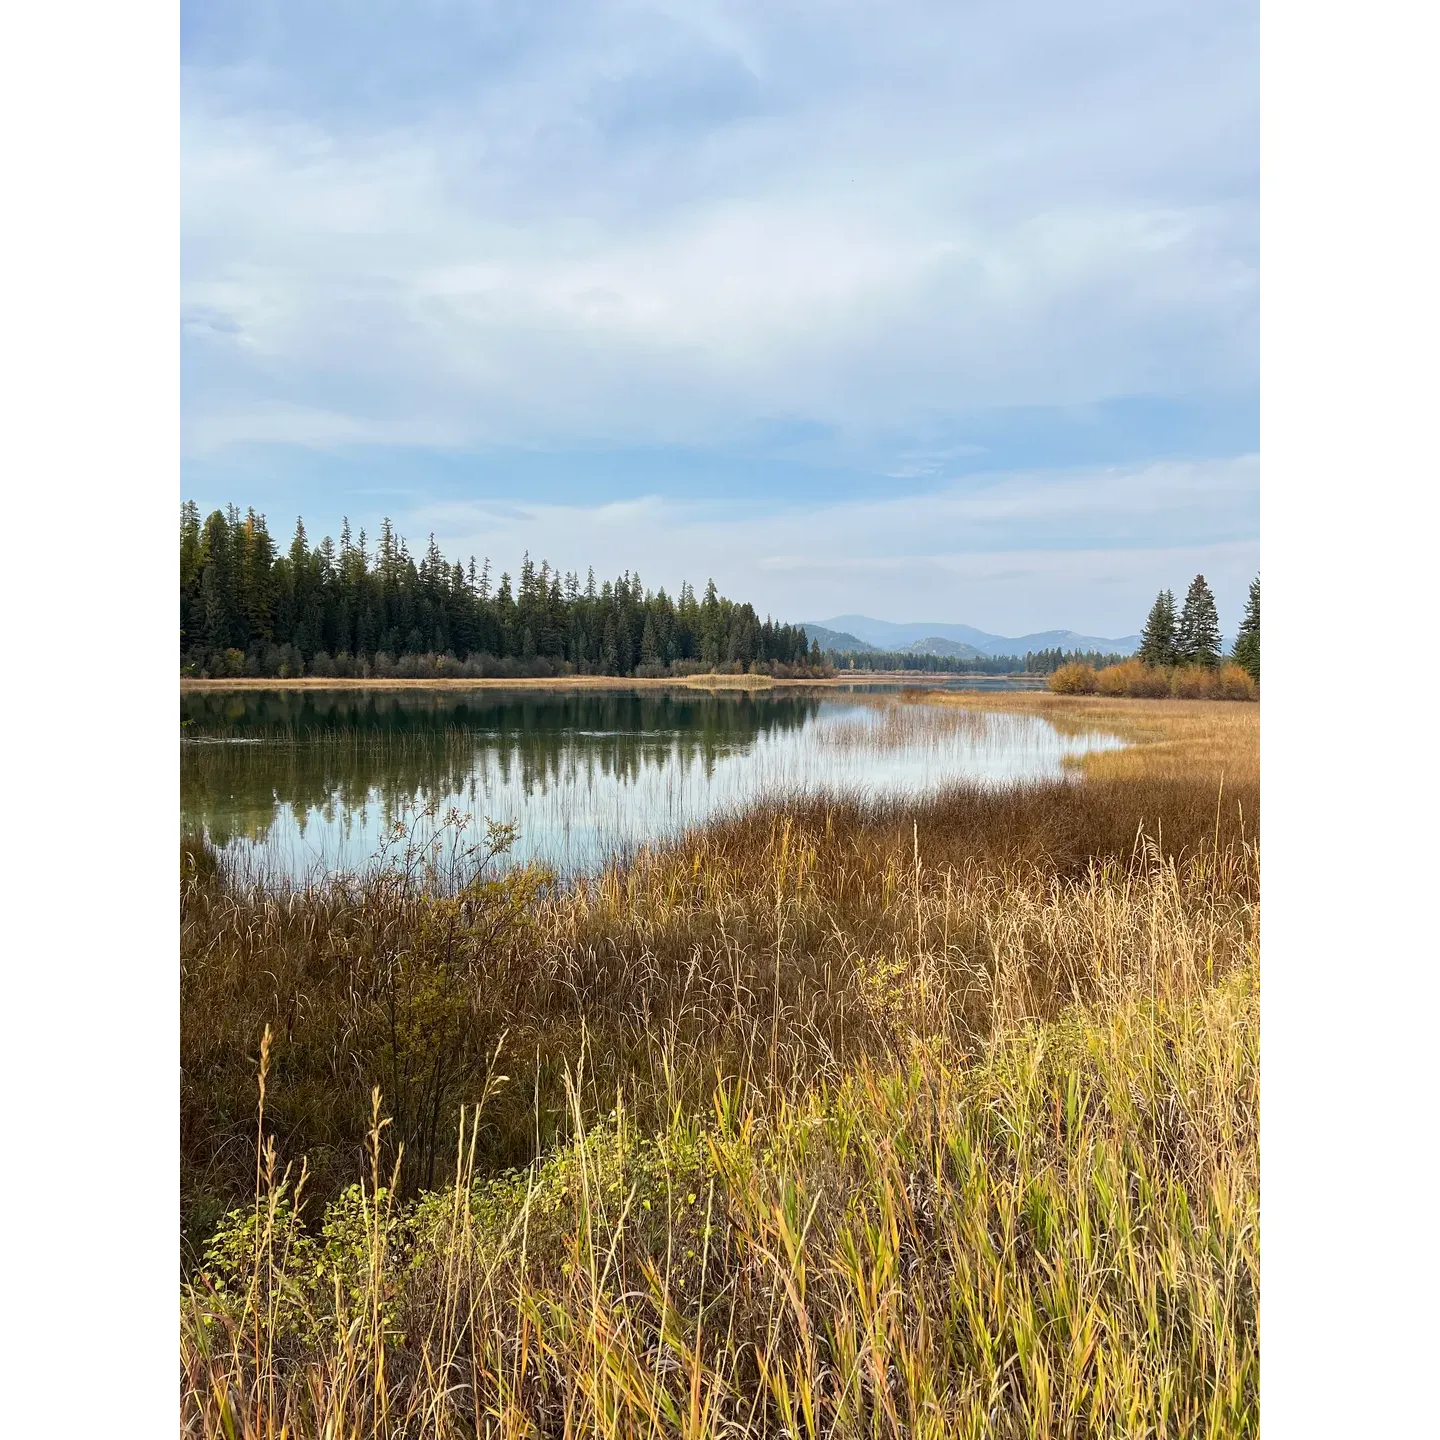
190;702;1123;882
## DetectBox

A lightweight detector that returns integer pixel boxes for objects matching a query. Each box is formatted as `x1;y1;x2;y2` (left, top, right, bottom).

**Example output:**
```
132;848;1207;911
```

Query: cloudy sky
181;0;1257;638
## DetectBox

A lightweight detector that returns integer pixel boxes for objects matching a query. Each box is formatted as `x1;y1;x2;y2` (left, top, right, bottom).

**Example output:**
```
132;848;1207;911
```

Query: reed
180;696;1259;1437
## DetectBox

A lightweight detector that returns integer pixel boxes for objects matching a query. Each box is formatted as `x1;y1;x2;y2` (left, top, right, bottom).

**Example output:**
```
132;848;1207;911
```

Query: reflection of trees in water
181;691;823;850
181;689;822;739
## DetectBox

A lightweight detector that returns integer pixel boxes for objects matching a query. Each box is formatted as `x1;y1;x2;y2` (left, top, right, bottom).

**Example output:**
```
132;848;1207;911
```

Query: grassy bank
180;697;1258;1437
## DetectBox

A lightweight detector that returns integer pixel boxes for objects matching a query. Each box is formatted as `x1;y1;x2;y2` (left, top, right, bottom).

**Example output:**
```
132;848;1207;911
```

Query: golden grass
180;695;1259;1437
910;689;1259;790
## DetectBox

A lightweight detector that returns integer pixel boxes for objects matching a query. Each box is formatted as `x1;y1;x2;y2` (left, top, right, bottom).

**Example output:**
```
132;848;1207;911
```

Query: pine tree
1176;574;1223;667
179;497;852;677
699;579;721;667
423;533;444;594
200;509;240;653
639;611;660;667
180;501;202;589
180;501;203;654
377;518;398;588
1139;589;1178;666
1231;575;1260;682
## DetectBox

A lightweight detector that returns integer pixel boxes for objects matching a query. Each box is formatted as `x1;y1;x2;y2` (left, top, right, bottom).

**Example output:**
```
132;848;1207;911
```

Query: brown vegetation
1049;660;1257;702
180;696;1259;1437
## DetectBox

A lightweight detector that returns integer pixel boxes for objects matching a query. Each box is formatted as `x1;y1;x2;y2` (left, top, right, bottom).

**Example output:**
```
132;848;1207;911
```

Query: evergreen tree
180;501;202;589
1231;575;1260;682
1139;588;1178;666
180;500;835;679
199;509;241;653
180;501;203;652
639;611;660;667
699;579;721;666
240;510;277;641
1176;574;1223;667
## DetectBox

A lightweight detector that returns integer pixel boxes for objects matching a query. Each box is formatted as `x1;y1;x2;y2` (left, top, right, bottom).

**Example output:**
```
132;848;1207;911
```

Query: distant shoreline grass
911;690;1259;784
180;695;1258;1437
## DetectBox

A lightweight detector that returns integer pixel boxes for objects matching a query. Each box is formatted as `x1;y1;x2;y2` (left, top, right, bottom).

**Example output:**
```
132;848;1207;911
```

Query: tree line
821;647;1126;676
1019;648;1129;675
181;504;823;679
828;651;1017;675
1138;574;1260;681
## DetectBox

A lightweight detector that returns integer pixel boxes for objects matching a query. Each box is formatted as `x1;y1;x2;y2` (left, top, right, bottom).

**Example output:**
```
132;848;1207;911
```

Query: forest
180;503;822;679
828;647;1127;675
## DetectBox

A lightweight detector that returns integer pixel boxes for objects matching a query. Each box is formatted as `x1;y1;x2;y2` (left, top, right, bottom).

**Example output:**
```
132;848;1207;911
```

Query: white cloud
181;1;1257;631
183;402;472;455
181;0;1257;460
407;455;1258;635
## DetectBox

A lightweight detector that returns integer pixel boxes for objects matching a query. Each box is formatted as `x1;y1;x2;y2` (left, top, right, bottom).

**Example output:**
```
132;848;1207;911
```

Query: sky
181;0;1258;639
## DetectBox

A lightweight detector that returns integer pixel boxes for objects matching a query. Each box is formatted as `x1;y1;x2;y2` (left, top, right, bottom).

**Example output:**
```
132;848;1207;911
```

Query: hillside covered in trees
181;504;823;679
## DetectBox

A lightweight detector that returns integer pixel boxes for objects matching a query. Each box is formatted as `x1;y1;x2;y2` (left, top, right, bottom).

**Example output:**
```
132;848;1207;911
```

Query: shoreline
180;671;1044;693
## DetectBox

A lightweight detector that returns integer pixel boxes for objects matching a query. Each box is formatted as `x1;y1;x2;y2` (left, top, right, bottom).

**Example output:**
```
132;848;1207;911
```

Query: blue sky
182;0;1257;638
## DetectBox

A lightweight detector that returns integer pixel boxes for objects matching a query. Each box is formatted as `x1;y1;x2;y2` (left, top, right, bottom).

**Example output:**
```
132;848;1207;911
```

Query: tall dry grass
911;690;1258;792
180;696;1259;1437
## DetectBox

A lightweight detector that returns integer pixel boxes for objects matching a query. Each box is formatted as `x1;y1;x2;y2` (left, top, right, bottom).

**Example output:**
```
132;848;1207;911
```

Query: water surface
181;688;1121;878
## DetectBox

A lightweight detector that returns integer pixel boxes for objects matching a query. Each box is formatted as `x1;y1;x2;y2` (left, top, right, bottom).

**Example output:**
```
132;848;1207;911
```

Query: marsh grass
908;691;1258;788
180;697;1259;1437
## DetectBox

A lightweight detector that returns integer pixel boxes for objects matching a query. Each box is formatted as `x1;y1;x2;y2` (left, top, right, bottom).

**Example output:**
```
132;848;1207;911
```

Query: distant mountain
904;636;988;660
1001;629;1143;657
798;615;1141;657
808;615;1000;652
797;624;876;653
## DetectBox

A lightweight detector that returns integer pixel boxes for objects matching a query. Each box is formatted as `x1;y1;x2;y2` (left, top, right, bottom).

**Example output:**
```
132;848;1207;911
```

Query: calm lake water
181;687;1122;879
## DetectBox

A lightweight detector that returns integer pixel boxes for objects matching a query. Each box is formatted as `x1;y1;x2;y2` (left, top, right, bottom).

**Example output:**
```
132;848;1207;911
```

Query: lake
181;686;1123;879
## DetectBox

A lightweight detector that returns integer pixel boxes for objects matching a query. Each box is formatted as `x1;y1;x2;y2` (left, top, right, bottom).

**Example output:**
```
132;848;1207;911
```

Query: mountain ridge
798;624;877;653
798;614;1141;657
903;636;988;660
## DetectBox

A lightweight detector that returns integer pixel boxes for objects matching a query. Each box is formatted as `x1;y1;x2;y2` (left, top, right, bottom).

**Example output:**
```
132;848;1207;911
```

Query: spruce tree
1176;574;1223;667
1231;575;1260;682
1139;588;1178;666
180;501;203;654
240;510;277;641
180;496;857;676
639;611;660;667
